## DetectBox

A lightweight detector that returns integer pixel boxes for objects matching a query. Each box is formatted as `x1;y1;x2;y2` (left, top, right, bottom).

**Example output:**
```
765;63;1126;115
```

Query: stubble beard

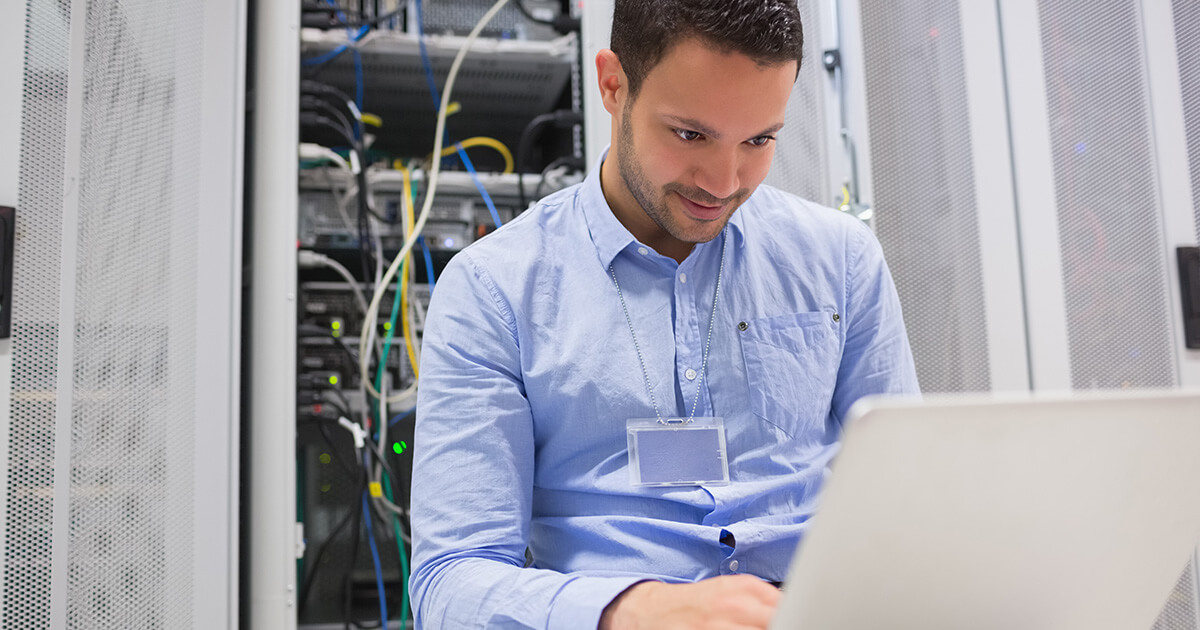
616;110;746;246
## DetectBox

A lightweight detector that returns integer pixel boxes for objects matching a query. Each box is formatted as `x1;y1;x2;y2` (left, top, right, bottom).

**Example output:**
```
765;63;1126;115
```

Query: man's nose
693;148;740;201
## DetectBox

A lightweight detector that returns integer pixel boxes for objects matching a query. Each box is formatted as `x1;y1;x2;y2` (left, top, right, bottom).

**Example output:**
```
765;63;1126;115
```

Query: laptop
771;389;1200;630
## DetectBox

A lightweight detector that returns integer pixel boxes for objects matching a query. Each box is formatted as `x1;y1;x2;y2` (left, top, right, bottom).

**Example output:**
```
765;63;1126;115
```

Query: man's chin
672;221;729;245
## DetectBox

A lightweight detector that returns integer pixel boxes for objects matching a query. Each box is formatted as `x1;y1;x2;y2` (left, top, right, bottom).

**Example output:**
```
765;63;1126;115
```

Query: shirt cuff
546;575;654;630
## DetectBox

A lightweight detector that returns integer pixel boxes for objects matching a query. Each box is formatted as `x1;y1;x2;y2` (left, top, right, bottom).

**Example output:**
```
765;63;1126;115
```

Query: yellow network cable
359;0;511;402
396;162;417;236
428;136;515;174
398;249;419;380
397;161;420;379
361;112;383;128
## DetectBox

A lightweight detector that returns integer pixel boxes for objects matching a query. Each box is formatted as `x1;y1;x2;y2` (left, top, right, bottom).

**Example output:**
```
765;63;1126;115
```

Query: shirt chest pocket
738;312;841;439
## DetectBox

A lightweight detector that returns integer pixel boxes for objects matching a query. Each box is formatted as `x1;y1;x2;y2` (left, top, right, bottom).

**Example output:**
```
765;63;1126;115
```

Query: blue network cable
420;237;437;290
413;0;442;108
302;1;368;66
412;0;506;231
301;45;350;66
389;410;415;427
361;492;389;624
302;25;369;66
455;144;504;228
352;47;365;126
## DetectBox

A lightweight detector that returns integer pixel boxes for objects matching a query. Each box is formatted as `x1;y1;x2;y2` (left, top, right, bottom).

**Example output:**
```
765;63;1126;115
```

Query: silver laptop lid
772;390;1200;630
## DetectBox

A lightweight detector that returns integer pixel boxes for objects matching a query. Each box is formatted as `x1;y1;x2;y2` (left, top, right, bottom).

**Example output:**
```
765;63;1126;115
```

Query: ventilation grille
1152;7;1200;629
59;0;204;626
1153;563;1200;630
1038;0;1176;390
1174;0;1200;243
418;0;558;39
9;0;69;627
859;0;990;393
763;0;830;206
5;0;211;627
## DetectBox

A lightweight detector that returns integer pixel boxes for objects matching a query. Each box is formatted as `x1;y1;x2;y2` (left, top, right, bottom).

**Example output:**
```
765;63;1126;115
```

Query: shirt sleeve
409;251;645;629
831;221;922;422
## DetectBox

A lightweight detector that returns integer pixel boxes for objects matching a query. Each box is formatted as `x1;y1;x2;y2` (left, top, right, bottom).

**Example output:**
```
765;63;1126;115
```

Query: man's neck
598;157;693;264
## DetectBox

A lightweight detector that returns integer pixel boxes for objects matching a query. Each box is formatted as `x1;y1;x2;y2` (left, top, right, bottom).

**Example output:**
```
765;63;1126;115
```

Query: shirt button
637;247;648;256
729;559;739;572
685;368;697;380
680;273;687;283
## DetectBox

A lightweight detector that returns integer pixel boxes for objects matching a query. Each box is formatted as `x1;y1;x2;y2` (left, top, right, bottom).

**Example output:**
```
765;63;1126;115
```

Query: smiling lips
677;193;725;221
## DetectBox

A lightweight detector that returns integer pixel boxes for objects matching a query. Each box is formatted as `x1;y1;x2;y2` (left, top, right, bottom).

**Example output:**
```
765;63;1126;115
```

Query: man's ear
595;49;626;117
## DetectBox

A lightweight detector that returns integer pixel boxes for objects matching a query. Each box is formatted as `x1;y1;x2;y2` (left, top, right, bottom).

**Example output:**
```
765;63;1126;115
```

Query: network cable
454;143;504;229
419;236;436;290
358;0;513;402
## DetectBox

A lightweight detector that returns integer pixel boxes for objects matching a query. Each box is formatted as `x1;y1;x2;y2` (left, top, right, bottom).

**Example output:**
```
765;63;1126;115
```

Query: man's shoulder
739;183;871;244
443;182;585;276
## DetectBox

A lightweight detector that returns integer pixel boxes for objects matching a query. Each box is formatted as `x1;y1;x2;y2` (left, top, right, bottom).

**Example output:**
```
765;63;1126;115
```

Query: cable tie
337;416;367;449
368;482;383;498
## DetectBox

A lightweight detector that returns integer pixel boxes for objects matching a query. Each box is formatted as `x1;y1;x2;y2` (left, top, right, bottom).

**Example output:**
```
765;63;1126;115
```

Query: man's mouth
677;193;725;221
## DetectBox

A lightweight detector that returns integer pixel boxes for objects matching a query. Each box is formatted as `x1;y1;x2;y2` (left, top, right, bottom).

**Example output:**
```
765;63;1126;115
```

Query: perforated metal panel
859;0;990;393
65;0;203;626
12;0;214;627
8;1;68;628
416;0;559;39
1037;3;1187;622
763;0;830;206
1175;0;1200;243
1153;561;1200;630
1158;6;1200;630
1038;0;1175;390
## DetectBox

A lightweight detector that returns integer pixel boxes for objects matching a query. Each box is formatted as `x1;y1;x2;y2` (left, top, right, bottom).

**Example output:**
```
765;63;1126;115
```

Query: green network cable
375;255;412;627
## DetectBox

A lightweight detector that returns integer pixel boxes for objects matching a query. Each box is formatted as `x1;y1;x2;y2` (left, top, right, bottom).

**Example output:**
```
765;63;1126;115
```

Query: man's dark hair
610;0;804;98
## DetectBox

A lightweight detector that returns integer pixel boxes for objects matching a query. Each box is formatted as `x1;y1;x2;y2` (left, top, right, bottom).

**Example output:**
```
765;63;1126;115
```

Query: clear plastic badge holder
627;417;730;487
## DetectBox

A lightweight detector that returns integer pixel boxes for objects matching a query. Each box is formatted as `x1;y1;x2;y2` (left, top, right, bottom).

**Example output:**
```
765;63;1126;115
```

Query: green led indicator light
328;375;339;386
383;322;392;331
320;483;332;493
319;453;331;464
331;320;342;330
393;441;408;454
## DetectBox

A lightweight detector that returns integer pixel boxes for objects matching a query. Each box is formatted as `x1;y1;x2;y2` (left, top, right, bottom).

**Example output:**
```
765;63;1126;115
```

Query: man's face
605;37;797;258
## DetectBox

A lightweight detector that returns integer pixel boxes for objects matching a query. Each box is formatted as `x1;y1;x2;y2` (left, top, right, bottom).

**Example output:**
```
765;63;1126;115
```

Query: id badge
627;417;730;487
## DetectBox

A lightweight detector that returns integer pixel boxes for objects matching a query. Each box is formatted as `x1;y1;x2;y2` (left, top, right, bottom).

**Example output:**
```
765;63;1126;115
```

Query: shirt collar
579;145;747;268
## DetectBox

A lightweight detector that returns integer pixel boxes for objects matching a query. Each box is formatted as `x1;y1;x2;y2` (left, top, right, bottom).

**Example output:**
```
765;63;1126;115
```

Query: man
409;0;919;627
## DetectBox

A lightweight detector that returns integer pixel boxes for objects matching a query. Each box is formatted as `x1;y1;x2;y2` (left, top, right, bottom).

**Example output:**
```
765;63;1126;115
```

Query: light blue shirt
410;156;919;629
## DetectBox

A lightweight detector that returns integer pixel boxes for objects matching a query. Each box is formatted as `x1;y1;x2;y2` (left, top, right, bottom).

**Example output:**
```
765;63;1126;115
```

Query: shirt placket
673;258;702;418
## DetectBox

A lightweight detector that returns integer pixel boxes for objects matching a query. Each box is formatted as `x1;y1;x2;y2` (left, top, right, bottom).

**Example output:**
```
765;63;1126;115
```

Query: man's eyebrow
662;115;785;140
748;122;787;136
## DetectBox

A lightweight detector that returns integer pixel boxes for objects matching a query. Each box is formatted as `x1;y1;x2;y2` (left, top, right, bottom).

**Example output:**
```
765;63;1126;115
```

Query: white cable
335;183;359;235
360;212;385;427
358;0;512;399
300;142;352;172
300;144;358;233
337;416;368;450
297;250;369;315
296;249;382;379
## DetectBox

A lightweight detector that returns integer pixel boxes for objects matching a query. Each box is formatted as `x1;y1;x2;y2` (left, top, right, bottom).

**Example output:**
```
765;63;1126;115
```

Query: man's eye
674;129;702;142
748;135;776;147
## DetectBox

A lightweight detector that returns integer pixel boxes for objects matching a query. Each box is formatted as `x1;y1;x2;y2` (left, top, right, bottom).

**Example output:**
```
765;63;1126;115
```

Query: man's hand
598;575;781;630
